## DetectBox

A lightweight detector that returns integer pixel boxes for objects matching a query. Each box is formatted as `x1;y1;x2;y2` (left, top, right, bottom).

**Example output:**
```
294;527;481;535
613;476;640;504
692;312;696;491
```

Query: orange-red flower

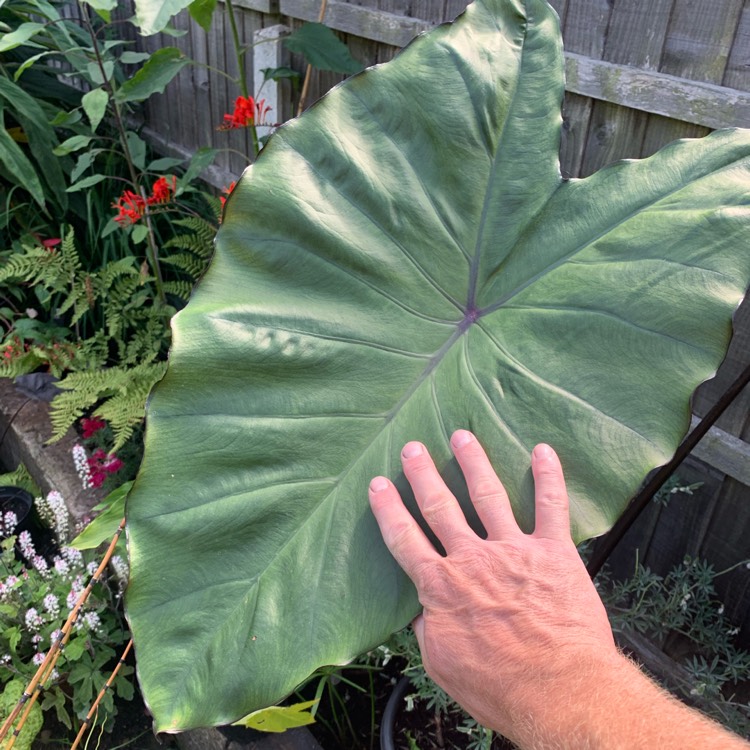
219;181;236;209
148;175;176;205
219;96;272;130
112;176;176;227
113;190;146;226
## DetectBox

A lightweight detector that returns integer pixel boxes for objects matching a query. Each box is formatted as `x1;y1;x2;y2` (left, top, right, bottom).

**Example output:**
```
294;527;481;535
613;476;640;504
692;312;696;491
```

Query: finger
531;443;571;541
401;441;475;553
368;475;439;583
451;430;519;540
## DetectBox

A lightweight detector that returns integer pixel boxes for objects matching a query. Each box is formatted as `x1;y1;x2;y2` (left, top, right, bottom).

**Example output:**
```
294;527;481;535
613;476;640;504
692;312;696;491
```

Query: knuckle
387;521;414;552
538;490;569;509
422;491;454;521
414;559;449;599
471;477;503;505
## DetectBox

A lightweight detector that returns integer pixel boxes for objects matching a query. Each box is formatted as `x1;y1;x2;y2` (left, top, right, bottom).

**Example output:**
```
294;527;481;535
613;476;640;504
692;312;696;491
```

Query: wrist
506;650;748;750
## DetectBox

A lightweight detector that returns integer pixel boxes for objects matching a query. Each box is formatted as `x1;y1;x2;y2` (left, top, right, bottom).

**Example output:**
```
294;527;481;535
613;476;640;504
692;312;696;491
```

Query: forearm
506;651;748;750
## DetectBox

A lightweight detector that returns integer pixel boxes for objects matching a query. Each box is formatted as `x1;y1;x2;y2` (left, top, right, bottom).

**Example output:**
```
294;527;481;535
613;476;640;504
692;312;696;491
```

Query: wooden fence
136;0;750;638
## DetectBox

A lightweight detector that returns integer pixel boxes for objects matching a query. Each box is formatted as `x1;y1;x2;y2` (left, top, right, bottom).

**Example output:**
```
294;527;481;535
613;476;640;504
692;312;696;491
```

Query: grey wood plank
689;416;750;486
580;0;673;176
558;0;611;177
641;0;744;156
724;3;750;90
187;13;216;157
563;54;750;130
693;296;750;437
279;0;432;46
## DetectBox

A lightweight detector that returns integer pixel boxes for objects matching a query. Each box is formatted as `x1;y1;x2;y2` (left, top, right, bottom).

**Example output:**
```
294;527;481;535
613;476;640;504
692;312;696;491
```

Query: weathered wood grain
279;0;431;46
558;0;611;176
690;416;750;487
579;0;672;176
640;0;743;159
564;53;750;130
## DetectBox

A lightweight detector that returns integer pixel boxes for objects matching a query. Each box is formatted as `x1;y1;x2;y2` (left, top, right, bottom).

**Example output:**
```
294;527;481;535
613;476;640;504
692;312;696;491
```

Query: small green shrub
0;491;133;740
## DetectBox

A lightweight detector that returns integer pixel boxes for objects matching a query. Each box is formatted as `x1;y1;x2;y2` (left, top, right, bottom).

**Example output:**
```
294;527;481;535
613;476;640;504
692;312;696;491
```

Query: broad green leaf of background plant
71;482;132;550
135;0;193;35
0;22;44;52
125;0;750;732
188;0;217;32
115;47;190;103
284;22;364;74
0;108;45;208
0;78;67;211
81;87;109;132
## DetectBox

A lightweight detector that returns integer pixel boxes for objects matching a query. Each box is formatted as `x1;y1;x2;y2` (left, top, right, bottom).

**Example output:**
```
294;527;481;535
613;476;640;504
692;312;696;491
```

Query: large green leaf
0;77;67;211
115;47;190;103
134;0;192;35
125;0;750;732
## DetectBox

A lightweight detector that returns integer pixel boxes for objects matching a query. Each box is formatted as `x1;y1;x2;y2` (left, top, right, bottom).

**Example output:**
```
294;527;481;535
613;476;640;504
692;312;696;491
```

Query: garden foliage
124;0;750;732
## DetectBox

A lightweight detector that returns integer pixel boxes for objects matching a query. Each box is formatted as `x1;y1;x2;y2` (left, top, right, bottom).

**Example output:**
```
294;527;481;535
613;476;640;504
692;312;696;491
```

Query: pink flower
81;416;106;439
86;449;123;488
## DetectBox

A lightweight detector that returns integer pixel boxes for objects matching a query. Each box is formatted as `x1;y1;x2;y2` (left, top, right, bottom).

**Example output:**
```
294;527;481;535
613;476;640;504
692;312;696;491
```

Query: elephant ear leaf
125;0;750;732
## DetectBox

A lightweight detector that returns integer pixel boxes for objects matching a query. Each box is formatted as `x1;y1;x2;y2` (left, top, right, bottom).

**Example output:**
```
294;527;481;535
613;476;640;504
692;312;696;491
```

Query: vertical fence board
579;0;673;176
558;0;611;177
699;477;750;640
640;0;744;158
188;18;215;157
724;3;750;90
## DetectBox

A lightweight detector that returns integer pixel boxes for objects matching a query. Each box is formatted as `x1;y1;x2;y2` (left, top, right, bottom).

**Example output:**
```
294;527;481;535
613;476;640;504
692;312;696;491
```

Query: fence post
253;24;291;142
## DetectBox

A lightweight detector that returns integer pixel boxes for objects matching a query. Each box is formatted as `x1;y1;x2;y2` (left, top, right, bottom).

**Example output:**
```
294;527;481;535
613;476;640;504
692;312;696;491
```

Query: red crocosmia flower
81;416;106;439
113;176;175;227
148;175;176;205
220;96;259;130
112;190;146;226
255;98;271;124
219;181;237;209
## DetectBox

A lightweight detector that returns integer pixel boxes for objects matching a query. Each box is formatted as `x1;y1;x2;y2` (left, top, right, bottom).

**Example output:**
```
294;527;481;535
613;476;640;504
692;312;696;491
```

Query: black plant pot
380;676;411;750
0;485;59;560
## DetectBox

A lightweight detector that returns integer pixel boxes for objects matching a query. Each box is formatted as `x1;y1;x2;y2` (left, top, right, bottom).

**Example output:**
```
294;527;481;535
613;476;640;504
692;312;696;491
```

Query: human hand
368;430;621;744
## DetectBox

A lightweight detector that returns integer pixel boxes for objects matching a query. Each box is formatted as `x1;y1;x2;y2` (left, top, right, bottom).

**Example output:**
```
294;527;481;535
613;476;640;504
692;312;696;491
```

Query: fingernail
402;442;423;458
451;430;473;449
369;476;389;493
533;443;554;460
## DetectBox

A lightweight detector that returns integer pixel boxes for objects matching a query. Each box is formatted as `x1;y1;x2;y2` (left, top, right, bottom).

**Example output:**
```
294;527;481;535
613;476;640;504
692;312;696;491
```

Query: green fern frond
161;253;206;278
163;216;216;260
60;228;82;278
0;246;55;284
0;350;46;378
96;257;138;290
163;279;193;302
72;333;109;371
48;361;168;448
118;311;171;366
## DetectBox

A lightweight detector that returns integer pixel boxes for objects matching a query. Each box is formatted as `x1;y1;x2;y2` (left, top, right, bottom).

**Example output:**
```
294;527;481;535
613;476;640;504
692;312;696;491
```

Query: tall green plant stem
224;0;259;157
79;3;167;305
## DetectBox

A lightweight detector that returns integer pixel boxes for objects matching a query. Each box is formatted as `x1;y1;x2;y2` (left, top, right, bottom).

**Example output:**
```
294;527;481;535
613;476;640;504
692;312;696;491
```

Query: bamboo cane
70;638;134;750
